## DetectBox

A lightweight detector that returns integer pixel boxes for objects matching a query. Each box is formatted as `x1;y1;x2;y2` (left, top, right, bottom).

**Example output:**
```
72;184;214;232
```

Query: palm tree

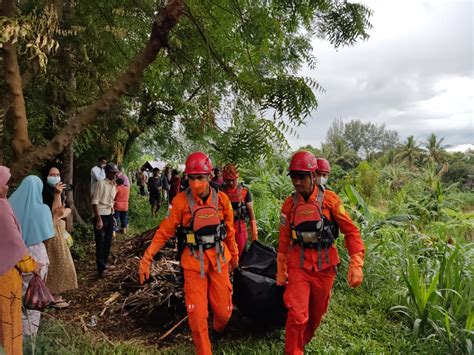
397;136;422;169
327;138;359;170
425;133;446;164
382;149;397;166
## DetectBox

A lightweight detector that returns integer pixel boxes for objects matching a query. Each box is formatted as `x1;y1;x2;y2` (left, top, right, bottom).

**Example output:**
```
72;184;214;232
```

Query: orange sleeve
145;194;184;258
277;197;293;255
325;191;365;256
220;192;238;257
16;254;36;273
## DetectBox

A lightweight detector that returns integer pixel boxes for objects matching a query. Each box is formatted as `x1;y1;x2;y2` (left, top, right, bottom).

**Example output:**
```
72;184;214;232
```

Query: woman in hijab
0;167;40;355
9;175;55;338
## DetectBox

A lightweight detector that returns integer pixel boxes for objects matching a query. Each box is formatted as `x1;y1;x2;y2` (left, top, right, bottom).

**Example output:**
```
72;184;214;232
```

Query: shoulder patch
280;213;287;226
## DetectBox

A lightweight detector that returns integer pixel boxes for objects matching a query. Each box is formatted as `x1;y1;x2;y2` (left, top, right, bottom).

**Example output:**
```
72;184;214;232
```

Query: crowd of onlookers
0;156;136;354
0;156;224;354
0;165;78;355
136;166;183;217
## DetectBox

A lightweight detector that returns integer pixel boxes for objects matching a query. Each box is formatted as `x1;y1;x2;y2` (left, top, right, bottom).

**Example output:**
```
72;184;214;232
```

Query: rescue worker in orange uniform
221;163;258;257
138;152;239;355
316;158;330;187
276;151;365;355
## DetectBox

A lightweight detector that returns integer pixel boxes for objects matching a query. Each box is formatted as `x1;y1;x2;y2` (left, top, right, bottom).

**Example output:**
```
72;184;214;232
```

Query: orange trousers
183;264;233;355
283;266;336;355
234;219;248;257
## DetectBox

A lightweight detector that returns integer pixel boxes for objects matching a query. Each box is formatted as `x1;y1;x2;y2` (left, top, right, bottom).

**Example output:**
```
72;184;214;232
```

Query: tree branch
10;0;184;182
183;4;238;82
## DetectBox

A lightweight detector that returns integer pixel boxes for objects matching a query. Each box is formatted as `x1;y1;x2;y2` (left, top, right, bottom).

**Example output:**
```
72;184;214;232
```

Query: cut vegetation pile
54;229;189;345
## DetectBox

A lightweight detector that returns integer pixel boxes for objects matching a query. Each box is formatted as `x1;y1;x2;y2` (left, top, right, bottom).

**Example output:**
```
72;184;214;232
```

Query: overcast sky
288;0;473;151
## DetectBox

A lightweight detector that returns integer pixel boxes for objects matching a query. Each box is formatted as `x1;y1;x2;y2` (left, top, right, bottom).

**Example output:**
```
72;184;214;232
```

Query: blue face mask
47;176;61;186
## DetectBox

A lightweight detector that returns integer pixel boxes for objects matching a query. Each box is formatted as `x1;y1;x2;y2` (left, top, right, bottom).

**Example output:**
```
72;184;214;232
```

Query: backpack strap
211;187;218;210
291;192;299;224
185;187;196;214
291;193;306;267
316;187;325;216
198;244;205;278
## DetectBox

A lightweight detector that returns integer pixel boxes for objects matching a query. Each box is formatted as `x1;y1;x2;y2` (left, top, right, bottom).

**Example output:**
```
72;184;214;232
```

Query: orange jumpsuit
221;185;251;257
144;188;238;355
278;187;365;355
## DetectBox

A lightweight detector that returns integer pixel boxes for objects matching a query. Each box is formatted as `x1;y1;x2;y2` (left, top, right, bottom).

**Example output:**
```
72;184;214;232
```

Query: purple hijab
0;166;28;276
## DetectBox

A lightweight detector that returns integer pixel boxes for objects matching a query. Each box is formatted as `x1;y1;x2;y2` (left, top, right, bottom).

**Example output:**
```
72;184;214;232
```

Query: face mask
101;164;106;168
318;176;328;186
189;180;208;195
47;176;61;186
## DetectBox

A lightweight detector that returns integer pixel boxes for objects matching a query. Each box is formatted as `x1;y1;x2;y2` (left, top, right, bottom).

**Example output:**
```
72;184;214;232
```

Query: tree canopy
325;118;399;158
1;0;373;181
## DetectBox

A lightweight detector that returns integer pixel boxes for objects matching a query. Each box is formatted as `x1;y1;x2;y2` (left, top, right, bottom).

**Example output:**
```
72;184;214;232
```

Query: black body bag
233;240;287;326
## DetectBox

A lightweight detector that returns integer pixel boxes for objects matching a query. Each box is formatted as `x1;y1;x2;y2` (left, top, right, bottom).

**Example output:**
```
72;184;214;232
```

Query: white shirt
91;165;105;196
91;178;117;215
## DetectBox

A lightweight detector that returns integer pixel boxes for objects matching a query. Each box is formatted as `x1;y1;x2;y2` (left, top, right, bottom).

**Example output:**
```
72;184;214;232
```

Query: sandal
51;300;70;309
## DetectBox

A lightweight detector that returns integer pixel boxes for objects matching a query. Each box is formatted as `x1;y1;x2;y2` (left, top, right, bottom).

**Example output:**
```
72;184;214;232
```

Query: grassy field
27;181;473;354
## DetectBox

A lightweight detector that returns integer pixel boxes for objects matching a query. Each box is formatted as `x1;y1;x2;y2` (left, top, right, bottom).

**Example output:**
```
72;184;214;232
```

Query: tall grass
395;243;473;353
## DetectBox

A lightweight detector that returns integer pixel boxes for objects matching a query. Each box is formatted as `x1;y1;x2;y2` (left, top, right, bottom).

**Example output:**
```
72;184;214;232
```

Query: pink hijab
0;166;28;276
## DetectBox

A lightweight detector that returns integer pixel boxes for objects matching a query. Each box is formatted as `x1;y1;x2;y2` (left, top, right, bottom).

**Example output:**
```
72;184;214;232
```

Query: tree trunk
8;0;183;183
123;132;140;161
74;160;93;219
62;144;85;229
2;0;33;157
0;88;8;165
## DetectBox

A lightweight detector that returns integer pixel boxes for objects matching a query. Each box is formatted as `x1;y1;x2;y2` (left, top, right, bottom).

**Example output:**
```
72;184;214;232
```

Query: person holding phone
42;167;78;308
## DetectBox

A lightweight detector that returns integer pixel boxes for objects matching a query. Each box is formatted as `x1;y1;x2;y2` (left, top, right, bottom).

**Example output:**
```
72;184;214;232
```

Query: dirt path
49;231;192;347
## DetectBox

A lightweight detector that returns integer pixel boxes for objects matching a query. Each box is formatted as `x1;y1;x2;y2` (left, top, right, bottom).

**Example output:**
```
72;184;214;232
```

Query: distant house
142;160;167;171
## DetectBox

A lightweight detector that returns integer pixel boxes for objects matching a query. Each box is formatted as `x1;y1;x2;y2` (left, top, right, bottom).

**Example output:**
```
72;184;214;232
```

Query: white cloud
288;0;474;150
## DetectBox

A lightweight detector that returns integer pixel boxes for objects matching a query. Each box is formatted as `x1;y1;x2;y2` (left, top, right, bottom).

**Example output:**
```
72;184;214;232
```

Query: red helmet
317;158;331;173
222;163;239;180
288;151;317;173
184;152;213;175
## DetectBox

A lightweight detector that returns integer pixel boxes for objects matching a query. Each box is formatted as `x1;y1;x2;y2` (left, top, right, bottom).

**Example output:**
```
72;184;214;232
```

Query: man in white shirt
90;157;107;196
92;163;118;277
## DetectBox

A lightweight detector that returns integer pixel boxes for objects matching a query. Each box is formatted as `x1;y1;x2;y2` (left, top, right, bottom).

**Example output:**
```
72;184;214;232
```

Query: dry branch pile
96;228;186;331
62;230;186;341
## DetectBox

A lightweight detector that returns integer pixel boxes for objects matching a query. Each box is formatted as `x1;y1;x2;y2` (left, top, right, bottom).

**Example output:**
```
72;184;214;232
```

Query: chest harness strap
185;188;227;278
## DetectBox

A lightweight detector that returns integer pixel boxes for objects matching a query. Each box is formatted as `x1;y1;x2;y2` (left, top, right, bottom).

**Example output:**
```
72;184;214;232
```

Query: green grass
126;186;168;236
32;174;473;354
30;275;448;355
25;318;161;355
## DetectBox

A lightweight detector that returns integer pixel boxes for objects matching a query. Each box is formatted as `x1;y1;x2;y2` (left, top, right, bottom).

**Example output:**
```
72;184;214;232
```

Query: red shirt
114;185;130;211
